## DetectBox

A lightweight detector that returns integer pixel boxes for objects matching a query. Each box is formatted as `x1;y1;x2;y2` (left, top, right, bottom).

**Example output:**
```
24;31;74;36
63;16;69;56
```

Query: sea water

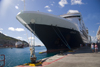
0;46;57;67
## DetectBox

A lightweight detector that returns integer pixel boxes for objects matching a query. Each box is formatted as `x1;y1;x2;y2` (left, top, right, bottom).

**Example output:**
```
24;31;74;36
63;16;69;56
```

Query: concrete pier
41;45;100;67
16;45;100;67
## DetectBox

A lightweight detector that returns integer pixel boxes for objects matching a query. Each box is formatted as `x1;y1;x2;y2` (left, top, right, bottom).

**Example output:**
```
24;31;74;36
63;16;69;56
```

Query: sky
0;0;100;46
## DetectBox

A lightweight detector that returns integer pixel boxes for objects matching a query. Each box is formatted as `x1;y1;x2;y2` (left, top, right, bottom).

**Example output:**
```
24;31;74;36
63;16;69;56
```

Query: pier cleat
24;62;42;66
15;61;42;67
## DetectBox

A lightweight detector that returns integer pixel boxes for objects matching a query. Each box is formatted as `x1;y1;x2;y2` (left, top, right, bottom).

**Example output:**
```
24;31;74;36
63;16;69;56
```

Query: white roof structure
67;10;79;14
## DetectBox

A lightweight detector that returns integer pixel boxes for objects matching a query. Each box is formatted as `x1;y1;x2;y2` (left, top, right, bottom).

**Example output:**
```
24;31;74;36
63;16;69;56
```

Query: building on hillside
96;26;100;43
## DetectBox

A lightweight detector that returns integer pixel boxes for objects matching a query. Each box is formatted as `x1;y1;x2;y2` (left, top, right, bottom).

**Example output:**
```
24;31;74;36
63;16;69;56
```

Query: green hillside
0;32;29;47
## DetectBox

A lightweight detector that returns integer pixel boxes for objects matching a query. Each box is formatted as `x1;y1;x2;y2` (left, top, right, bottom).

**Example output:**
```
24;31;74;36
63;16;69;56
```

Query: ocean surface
0;46;57;67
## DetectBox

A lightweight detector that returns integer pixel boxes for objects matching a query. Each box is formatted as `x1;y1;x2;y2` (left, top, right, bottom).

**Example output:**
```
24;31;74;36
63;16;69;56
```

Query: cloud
0;31;2;33
91;36;97;43
53;2;55;3
16;36;27;41
4;34;7;36
23;39;27;42
28;37;34;40
44;5;53;12
0;0;13;16
21;0;24;1
35;41;44;46
59;0;68;7
15;28;24;31
16;36;22;40
96;23;100;25
0;28;3;30
71;0;84;5
67;10;79;13
93;31;95;33
8;27;24;32
8;27;15;31
15;6;19;9
51;4;53;6
44;6;50;8
47;9;52;12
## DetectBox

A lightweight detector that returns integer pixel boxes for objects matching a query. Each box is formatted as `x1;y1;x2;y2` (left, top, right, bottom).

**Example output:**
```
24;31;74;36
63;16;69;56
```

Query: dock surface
16;45;100;67
41;45;100;67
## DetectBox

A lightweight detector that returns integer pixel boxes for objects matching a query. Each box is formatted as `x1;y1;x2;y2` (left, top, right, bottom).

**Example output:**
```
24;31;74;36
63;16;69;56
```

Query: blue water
0;46;57;67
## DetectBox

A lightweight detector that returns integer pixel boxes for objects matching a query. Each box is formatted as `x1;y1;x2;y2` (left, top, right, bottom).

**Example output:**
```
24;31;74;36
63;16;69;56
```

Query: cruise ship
16;10;91;52
15;41;24;48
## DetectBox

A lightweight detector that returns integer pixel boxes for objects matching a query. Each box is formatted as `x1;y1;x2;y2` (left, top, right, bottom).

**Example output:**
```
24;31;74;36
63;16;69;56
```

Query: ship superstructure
60;10;90;44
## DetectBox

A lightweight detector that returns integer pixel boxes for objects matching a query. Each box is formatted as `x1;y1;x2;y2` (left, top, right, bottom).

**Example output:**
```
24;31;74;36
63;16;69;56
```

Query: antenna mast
24;0;25;11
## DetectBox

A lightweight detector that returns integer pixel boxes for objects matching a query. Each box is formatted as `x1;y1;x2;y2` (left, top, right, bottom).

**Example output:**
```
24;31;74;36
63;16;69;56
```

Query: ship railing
0;54;5;67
